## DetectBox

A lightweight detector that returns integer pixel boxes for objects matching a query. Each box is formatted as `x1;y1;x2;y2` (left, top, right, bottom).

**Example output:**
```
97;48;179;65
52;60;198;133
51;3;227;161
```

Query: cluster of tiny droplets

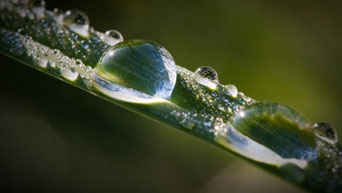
0;0;127;87
0;0;123;67
170;109;226;139
0;27;25;56
0;27;95;86
315;139;342;191
175;66;255;122
20;29;95;85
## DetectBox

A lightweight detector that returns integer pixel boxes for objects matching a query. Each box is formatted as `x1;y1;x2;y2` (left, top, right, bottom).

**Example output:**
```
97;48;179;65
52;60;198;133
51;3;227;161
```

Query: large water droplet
103;29;123;46
195;66;219;82
63;9;89;37
312;122;337;144
93;40;177;103
230;102;317;160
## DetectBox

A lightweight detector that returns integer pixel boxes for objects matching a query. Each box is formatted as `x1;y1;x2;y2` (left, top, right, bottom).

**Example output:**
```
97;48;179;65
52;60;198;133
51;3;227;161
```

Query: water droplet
61;67;79;81
312;122;337;144
63;10;89;37
195;66;219;82
80;40;89;49
53;8;64;25
93;40;177;103
49;60;56;68
103;29;123;45
38;57;48;67
224;84;238;97
230;102;317;160
16;7;27;17
28;0;46;19
216;122;308;169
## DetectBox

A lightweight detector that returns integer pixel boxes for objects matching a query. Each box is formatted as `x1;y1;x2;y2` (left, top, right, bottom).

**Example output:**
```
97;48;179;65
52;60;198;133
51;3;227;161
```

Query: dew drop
61;67;79;81
80;40;89;49
224;84;238;97
93;40;177;103
63;9;89;37
28;0;46;19
53;8;64;25
103;29;123;46
312;122;337;144
49;60;56;68
230;102;317;160
195;66;219;82
38;57;48;68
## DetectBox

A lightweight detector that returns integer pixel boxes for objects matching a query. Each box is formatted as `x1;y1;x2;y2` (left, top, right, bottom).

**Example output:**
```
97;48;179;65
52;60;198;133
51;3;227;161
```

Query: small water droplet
28;0;46;19
80;40;89;49
63;9;89;25
224;84;238;97
93;40;177;103
312;122;337;144
53;8;64;25
218;104;225;112
195;66;219;82
38;57;48;67
61;67;79;81
49;60;56;68
103;29;123;45
63;9;89;36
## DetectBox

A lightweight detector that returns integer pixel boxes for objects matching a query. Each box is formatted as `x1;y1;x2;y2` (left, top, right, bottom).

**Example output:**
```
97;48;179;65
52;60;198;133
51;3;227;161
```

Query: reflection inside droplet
93;40;177;103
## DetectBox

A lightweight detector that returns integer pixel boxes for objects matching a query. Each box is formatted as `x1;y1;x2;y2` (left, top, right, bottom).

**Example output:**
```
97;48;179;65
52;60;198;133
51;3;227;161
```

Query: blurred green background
0;0;341;192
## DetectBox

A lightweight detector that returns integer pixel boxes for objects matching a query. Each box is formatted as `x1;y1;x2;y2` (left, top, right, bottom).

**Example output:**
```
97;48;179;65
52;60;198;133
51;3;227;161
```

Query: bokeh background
0;0;341;192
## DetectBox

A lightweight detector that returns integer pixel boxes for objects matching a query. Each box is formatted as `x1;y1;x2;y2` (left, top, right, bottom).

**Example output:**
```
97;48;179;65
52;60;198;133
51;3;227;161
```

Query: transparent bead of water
53;8;64;25
61;67;79;81
224;84;238;97
28;0;46;19
230;102;317;160
195;66;219;82
103;29;123;46
63;9;89;36
93;40;177;103
312;122;337;144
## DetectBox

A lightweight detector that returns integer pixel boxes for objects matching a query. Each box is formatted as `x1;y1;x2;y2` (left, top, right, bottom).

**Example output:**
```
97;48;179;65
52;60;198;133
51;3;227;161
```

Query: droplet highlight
93;40;177;103
312;122;337;144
